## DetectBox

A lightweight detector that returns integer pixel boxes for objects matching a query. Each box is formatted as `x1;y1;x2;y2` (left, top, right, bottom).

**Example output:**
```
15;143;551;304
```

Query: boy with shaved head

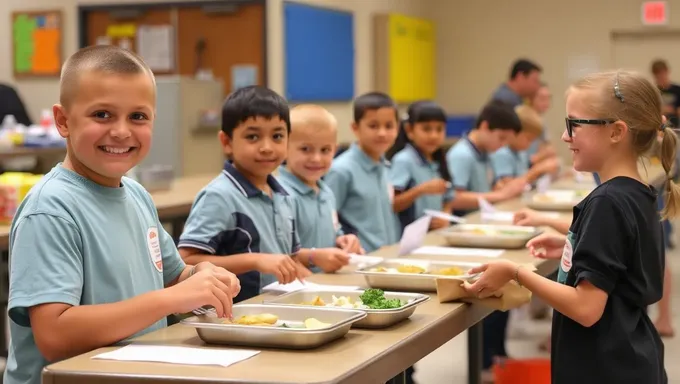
277;105;363;272
4;45;239;384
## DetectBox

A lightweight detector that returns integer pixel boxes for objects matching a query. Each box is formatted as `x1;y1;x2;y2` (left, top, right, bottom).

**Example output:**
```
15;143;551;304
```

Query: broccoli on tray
359;289;403;309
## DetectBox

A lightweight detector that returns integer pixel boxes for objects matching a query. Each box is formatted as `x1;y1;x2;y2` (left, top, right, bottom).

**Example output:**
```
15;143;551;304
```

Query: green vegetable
359;288;403;309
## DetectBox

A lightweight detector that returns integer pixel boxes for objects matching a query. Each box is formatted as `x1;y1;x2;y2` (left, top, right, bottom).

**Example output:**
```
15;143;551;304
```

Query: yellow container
0;172;43;224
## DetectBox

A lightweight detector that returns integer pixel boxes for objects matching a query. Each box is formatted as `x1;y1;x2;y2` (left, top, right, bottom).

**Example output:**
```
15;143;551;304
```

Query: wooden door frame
77;0;268;86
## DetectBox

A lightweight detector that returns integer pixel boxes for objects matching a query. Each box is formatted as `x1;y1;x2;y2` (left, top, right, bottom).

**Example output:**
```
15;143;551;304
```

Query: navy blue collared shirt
179;162;301;302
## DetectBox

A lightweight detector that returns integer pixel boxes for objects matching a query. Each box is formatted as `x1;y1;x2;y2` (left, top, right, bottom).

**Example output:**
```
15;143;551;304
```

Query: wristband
514;265;523;287
309;248;316;268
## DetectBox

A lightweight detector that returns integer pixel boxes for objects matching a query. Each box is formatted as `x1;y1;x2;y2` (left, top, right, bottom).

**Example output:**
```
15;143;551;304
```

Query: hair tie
660;123;666;131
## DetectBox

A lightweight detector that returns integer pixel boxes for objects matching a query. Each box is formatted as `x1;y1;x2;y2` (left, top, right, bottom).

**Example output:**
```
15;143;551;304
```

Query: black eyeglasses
564;118;616;138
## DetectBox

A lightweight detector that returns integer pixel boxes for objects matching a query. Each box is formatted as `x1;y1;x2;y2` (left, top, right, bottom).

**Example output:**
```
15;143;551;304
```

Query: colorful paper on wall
106;23;136;38
12;11;62;76
388;14;435;102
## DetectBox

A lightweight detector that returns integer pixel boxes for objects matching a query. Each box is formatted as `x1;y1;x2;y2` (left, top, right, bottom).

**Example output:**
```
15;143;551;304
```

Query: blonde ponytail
660;125;680;219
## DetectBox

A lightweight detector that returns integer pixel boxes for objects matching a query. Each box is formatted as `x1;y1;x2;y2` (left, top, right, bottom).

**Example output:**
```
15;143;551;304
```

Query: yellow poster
106;23;136;38
388;14;435;102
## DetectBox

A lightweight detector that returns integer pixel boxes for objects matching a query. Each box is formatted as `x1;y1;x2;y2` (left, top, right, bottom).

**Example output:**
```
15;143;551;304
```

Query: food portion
368;264;470;277
299;289;406;310
396;265;426;274
225;314;333;329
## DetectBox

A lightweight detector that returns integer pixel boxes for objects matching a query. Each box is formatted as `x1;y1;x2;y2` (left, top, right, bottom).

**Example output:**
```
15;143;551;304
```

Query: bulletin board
374;14;436;103
12;10;63;77
78;1;266;93
284;2;354;102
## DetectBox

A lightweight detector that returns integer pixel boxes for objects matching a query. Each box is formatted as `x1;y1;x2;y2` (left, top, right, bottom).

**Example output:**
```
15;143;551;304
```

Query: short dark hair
60;45;154;107
475;100;521;133
221;86;290;137
652;59;669;75
353;92;397;122
509;59;542;80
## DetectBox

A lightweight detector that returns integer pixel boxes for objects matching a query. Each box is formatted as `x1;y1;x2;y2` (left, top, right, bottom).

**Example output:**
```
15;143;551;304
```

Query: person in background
178;86;313;303
465;70;672;384
651;59;680;127
4;45;240;384
445;100;526;381
527;83;558;167
491;58;543;108
325;92;400;253
387;101;456;232
490;105;559;188
0;83;33;126
276;104;363;273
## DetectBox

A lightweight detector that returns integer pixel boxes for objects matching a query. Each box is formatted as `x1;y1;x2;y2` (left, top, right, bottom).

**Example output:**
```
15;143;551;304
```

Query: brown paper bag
435;265;535;311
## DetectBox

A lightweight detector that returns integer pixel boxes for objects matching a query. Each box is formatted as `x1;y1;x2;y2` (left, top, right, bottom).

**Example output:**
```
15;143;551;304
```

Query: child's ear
478;121;489;132
53;104;69;138
610;121;628;143
351;122;360;136
218;131;233;157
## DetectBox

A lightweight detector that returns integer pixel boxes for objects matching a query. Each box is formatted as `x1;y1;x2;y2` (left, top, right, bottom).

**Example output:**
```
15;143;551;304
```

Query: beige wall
3;0;678;151
0;0;428;143
432;0;680;159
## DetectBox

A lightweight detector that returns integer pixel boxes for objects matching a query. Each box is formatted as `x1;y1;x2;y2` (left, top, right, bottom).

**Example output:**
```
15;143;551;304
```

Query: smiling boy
5;46;239;384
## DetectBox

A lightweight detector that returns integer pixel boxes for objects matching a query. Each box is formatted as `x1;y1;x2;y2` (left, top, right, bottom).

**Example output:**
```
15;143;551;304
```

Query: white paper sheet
423;209;466;224
92;345;260;367
337;254;384;273
536;175;552;193
411;246;504;258
136;25;175;72
398;215;432;256
477;197;496;214
262;280;360;293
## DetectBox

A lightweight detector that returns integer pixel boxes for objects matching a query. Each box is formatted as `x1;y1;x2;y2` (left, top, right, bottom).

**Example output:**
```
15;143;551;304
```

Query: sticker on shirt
387;183;395;204
331;209;341;232
147;227;163;273
557;231;574;284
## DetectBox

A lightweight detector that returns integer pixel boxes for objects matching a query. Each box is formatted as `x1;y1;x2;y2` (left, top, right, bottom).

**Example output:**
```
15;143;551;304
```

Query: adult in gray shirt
492;59;543;107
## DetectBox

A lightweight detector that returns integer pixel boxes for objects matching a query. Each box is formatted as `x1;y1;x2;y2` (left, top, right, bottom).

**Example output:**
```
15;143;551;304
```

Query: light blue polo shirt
179;161;300;302
276;166;340;249
446;136;494;193
5;165;185;384
325;143;400;252
492;84;524;107
390;144;456;232
490;146;529;182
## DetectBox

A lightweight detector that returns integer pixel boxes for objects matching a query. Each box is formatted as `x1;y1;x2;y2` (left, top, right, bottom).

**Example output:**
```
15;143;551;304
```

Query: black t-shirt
659;83;680;127
552;177;667;384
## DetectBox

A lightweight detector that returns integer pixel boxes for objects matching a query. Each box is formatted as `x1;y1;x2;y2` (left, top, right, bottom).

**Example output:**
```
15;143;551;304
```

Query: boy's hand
256;254;312;284
312;248;351;273
462;259;517;298
499;178;527;198
430;217;449;230
170;267;235;318
193;262;241;296
336;234;363;254
418;178;449;195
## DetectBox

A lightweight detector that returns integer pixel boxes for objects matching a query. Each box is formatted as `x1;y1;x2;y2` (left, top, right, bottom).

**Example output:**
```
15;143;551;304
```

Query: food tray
356;259;481;292
181;304;366;349
439;224;542;249
526;189;589;211
264;290;430;329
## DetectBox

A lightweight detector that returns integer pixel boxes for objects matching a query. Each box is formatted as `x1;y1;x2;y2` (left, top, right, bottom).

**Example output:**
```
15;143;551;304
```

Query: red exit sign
642;1;669;25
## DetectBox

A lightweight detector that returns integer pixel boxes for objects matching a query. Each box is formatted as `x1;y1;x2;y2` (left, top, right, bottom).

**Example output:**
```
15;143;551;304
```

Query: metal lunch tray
181;304;366;349
355;259;481;292
439;223;542;249
264;290;430;329
526;189;589;211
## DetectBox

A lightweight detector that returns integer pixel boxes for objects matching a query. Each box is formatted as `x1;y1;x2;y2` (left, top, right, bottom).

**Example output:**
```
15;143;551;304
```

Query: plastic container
0;173;43;224
492;358;551;384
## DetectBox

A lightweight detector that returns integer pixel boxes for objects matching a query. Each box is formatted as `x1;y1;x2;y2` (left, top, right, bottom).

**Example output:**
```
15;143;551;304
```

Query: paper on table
536;175;552;193
92;345;260;367
424;209;466;224
477;197;496;214
411;246;504;258
262;280;360;293
337;254;384;273
398;215;432;256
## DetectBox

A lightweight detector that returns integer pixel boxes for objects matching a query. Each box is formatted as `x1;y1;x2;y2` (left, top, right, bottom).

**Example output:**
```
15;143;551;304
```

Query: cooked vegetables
359;289;403;309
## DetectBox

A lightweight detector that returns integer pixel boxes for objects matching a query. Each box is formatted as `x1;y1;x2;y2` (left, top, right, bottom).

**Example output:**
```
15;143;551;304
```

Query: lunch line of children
2;45;567;384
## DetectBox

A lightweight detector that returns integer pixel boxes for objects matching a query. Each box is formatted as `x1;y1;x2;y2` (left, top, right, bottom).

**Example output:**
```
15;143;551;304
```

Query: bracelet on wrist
514;265;523;287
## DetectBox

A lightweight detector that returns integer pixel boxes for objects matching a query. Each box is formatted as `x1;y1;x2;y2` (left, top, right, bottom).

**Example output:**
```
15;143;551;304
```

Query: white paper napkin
92;345;260;367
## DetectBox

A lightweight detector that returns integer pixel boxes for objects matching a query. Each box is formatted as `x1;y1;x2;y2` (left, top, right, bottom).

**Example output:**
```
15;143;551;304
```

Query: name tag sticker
147;227;163;273
387;183;395;204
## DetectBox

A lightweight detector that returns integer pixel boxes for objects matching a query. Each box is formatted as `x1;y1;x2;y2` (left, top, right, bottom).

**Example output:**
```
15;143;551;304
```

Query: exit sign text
642;1;669;25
